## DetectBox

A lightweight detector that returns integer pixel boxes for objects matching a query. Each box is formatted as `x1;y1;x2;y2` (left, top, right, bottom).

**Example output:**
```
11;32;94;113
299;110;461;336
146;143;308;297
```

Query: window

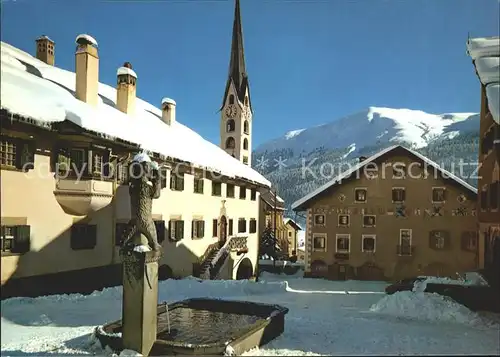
243;156;249;165
227;184;235;198
0;137;34;170
362;235;376;252
238;218;246;233
354;188;367;202
213;219;218;237
92;152;103;177
338;214;349;227
226;119;235;132
313;234;327;252
170;172;185;191
250;189;256;201
193;177;204;194
169;220;184;241
239;187;247;199
429;230;448;250
461;231;478;252
1;225;30;254
225;137;236;149
243;138;249;150
243;121;249;134
212;181;222;196
249;219;257;233
398;229;412;256
71;224;97;250
229;94;235;105
154;220;166;243
480;186;488;210
244;96;249;106
432;187;446;203
392;188;406;203
335;234;350;253
363;215;376;227
70;148;87;174
229;219;234;235
115;222;129;246
160;168;168;189
191;220;205;239
117;161;129;184
288;231;292;238
314;214;325;225
490;181;499;210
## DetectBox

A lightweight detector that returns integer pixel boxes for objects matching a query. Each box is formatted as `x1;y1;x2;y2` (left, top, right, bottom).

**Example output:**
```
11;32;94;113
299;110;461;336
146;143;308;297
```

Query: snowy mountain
255;107;479;155
253;107;480;224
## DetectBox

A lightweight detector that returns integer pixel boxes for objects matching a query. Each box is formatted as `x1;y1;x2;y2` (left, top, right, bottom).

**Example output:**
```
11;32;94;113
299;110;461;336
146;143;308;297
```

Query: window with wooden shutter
212;182;222;196
461;231;477;252
238;218;246;233
0;137;17;167
227;184;235;198
239;187;247;199
170;173;184;191
249;219;257;233
0;137;35;171
212;219;218;237
429;230;450;250
392;188;406;203
160;168;168;189
194;177;204;194
229;219;233;235
70;224;97;250
250;189;257;201
154;220;166;243
1;225;31;254
191;220;205;239
169;220;184;241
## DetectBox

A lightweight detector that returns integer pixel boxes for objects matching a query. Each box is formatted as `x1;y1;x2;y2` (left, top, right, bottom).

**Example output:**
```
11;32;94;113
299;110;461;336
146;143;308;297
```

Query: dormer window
229;95;235;105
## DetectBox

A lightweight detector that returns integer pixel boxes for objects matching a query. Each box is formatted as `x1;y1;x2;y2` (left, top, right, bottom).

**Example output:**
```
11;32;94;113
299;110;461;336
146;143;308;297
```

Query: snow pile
369;291;493;327
412;275;489;293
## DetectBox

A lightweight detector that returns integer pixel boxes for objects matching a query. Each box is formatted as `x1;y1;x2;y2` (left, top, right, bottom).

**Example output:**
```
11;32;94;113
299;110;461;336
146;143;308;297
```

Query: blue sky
1;0;499;148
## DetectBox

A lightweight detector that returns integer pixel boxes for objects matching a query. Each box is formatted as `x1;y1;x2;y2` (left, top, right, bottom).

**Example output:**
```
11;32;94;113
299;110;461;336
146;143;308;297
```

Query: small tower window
243;138;248;150
245;96;249;106
229;95;235;105
226;119;235;132
243;120;249;134
225;137;236;150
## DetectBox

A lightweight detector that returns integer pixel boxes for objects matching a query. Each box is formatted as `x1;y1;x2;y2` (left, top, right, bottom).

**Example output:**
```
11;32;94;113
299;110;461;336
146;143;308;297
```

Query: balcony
397;245;415;257
53;178;113;216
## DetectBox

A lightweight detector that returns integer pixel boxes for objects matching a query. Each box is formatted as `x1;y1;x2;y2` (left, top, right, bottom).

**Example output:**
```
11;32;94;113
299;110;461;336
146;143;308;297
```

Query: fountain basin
95;298;289;355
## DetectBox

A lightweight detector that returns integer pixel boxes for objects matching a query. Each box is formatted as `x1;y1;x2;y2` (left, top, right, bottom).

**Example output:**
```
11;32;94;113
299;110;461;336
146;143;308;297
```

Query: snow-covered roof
466;36;500;124
291;145;477;211
283;218;303;230
0;41;270;187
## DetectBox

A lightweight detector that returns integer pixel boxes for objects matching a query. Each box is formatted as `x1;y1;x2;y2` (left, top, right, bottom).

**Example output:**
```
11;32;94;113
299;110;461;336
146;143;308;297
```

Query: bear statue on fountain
121;152;162;257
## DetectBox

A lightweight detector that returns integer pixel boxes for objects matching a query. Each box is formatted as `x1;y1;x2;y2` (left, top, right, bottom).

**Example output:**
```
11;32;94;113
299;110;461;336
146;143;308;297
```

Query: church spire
221;0;250;110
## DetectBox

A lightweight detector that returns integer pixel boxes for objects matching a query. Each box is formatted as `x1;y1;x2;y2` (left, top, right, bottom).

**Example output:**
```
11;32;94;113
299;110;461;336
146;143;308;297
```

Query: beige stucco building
0;1;270;298
284;218;302;256
292;145;479;281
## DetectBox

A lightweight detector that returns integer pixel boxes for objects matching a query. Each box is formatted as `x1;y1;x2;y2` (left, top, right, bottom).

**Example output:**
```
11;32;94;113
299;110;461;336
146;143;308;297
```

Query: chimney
359;156;367;163
161;98;176;125
116;62;137;115
35;35;55;65
75;34;99;107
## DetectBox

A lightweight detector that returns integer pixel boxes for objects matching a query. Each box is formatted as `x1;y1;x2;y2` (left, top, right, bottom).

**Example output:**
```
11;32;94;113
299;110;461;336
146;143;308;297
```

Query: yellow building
283;218;303;256
0;1;270;298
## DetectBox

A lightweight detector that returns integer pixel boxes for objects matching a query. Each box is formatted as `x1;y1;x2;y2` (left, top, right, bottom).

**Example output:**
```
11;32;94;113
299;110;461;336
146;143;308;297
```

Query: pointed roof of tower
221;0;252;112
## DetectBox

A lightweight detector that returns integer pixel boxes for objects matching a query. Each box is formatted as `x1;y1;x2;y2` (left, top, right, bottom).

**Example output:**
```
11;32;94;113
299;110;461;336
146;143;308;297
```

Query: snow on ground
2;274;499;356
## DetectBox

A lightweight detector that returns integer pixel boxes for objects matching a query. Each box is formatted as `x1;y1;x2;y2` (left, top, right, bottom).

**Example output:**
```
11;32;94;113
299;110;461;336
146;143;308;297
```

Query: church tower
220;0;253;166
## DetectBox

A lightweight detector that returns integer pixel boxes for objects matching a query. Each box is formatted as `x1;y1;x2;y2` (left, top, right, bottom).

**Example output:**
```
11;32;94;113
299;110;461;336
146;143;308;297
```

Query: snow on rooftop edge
291;145;477;211
467;36;500;125
0;41;270;187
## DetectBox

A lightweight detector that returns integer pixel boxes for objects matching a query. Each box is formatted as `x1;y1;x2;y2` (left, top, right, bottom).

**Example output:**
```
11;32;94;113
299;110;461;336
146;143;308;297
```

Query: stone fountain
94;152;289;356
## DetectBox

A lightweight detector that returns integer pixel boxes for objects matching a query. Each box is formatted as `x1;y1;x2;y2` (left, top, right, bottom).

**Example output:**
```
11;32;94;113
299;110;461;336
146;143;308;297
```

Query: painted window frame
362;215;376;228
362;234;376;253
431;186;447;203
354;187;367;203
338;214;350;227
335;233;350;253
312;233;327;252
392;187;406;203
314;214;326;226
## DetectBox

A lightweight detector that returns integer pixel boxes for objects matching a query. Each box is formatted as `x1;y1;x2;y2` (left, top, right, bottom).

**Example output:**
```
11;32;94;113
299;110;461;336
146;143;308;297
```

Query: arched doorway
236;258;253;280
219;215;227;248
